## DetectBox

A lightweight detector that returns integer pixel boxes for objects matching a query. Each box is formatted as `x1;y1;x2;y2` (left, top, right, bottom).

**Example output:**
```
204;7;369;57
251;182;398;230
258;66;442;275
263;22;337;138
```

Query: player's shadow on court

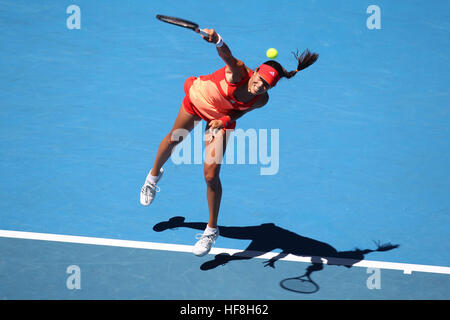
153;216;399;294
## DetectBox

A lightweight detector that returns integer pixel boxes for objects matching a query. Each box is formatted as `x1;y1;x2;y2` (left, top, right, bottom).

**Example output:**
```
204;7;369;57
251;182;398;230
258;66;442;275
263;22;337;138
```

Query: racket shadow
153;216;399;294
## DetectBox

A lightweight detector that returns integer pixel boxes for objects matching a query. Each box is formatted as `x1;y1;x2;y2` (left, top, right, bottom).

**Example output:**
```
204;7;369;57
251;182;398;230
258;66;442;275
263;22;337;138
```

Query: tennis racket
156;14;209;37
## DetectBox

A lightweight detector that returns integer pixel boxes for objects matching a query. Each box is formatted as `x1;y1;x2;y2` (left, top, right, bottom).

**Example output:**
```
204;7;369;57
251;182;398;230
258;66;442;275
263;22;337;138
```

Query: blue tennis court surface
1;0;449;300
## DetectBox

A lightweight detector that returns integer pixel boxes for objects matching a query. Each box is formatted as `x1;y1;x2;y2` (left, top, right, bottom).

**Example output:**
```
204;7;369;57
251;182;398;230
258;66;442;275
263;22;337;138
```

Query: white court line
1;229;449;275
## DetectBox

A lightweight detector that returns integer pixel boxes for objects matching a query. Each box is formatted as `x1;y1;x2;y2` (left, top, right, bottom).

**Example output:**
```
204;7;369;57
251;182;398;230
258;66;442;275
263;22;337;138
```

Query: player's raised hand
197;28;219;44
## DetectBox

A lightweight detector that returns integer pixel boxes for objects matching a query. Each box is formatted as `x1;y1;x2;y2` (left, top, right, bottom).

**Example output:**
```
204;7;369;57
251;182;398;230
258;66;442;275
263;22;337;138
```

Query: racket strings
280;276;319;294
156;15;198;30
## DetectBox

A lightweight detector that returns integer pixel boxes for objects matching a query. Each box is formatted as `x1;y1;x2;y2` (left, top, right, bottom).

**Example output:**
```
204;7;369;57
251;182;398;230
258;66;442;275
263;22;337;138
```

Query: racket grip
198;29;209;37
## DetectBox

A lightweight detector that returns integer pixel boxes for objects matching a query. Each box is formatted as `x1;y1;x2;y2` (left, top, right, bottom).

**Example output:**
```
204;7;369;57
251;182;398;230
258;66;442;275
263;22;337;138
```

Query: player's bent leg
140;103;201;207
151;103;201;176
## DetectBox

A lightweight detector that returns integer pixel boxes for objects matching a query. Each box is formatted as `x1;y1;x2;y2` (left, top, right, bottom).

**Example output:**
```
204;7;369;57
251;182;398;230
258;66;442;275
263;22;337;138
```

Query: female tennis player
140;28;318;256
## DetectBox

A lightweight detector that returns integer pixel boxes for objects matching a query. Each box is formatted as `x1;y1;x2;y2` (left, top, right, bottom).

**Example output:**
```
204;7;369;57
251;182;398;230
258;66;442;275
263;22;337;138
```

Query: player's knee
204;166;220;185
166;130;185;148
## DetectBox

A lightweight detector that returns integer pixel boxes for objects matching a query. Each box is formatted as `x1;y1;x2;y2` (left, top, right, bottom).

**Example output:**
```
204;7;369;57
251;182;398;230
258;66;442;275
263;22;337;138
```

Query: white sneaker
193;228;219;257
140;168;164;206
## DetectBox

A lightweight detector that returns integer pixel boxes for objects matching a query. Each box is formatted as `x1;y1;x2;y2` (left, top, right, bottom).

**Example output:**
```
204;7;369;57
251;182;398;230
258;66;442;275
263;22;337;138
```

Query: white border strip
1;229;449;275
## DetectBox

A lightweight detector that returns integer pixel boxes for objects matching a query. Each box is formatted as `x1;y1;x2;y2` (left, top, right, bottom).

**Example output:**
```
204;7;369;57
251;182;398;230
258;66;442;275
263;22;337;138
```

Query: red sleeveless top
184;66;259;123
210;66;260;109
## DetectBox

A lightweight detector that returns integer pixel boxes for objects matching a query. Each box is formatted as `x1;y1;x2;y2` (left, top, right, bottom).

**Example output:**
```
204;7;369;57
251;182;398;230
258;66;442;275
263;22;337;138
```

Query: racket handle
198;29;209;37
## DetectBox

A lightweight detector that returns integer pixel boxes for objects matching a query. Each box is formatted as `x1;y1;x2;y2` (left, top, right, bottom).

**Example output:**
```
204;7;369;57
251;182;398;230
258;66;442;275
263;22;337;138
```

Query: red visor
258;64;280;87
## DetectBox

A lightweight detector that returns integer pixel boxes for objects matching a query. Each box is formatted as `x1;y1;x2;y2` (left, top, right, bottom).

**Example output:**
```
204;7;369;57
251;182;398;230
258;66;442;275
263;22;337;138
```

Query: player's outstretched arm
198;28;246;82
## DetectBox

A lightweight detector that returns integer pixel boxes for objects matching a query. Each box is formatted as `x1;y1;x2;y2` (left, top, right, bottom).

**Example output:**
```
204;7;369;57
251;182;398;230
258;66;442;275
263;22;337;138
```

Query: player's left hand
209;119;224;130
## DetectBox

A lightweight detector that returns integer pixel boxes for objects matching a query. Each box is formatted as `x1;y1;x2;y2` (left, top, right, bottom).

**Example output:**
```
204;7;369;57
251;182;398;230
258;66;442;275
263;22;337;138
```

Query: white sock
205;226;218;235
146;169;161;185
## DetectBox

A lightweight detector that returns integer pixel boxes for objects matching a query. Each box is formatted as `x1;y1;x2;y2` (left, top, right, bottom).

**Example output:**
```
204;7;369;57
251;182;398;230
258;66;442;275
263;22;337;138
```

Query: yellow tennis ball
266;48;278;59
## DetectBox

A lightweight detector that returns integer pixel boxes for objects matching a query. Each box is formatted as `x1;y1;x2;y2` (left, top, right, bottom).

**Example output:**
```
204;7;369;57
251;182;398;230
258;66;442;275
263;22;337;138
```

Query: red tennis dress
183;66;260;130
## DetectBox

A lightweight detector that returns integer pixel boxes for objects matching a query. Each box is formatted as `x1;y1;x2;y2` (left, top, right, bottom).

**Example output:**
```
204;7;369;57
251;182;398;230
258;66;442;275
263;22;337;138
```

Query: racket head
280;276;319;294
156;14;199;31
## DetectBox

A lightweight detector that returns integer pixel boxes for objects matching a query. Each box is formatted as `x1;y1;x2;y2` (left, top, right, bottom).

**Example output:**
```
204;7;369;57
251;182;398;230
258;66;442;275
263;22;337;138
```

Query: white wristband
215;34;224;48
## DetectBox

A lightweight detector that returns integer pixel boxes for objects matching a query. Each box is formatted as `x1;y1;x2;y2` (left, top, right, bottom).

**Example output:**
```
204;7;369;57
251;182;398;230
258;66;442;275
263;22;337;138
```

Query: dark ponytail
262;48;319;80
